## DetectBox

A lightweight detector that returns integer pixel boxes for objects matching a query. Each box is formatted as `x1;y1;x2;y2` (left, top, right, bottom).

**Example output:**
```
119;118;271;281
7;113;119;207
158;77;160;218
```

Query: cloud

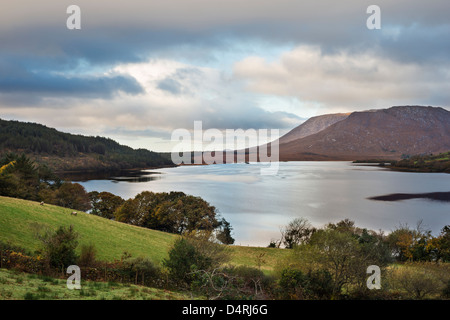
233;45;450;112
0;72;144;100
2;1;450;66
0;58;301;151
157;78;184;95
1;0;449;151
111;59;302;131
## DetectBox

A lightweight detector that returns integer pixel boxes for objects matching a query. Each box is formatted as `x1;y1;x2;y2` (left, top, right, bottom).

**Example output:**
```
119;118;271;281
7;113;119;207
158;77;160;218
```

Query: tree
215;218;235;245
387;221;433;262
438;225;450;262
306;229;362;296
326;218;357;234
0;154;39;200
427;225;450;262
114;191;161;226
280;218;315;249
287;226;390;298
56;182;91;211
114;191;226;236
154;194;219;234
89;191;124;219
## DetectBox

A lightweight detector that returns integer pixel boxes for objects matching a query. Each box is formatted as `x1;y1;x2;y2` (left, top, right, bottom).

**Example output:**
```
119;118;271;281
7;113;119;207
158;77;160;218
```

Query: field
3;196;449;300
0;268;191;300
0;196;288;271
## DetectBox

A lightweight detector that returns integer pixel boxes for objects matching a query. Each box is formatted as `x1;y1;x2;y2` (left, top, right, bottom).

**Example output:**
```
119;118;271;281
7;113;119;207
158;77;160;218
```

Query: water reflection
60;170;162;183
110;173;162;183
77;162;450;247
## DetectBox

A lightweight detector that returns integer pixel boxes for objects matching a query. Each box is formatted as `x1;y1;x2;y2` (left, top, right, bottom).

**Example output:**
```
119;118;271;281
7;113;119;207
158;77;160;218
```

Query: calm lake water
77;162;450;247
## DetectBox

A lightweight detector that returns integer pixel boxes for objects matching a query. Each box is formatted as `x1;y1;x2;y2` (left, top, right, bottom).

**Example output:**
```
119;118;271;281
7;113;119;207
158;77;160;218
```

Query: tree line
162;218;450;300
0;118;173;171
272;217;450;263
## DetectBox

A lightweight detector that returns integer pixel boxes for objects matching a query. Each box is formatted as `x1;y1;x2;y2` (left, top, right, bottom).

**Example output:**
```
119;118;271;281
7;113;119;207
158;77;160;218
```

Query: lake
76;162;450;247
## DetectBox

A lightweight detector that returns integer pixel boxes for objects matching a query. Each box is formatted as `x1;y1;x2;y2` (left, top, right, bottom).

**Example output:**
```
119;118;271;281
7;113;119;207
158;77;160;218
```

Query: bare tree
280;218;315;249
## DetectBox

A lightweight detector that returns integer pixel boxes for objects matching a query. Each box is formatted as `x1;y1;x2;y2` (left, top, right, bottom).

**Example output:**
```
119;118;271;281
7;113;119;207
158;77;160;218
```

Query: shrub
79;243;98;268
305;269;333;300
39;225;79;271
277;267;334;300
122;256;161;286
278;268;308;299
24;292;38;300
442;280;450;299
220;265;273;300
163;236;229;287
387;264;443;299
163;238;202;286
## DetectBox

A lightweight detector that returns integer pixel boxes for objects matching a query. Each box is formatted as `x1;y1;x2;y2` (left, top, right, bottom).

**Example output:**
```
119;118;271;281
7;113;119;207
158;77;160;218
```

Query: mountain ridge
0;118;173;172
278;105;450;161
280;112;350;144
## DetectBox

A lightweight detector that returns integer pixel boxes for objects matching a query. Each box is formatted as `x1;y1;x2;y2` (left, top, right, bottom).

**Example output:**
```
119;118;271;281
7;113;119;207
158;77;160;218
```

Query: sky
1;0;449;152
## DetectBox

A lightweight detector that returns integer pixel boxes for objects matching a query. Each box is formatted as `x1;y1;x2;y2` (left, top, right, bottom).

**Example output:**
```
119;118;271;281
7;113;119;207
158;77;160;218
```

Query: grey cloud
1;1;450;67
0;71;144;100
1;0;449;146
157;78;184;95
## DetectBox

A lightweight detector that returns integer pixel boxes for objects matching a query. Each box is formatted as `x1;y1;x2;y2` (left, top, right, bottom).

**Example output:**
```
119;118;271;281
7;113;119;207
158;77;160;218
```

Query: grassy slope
0;196;288;271
0;268;192;300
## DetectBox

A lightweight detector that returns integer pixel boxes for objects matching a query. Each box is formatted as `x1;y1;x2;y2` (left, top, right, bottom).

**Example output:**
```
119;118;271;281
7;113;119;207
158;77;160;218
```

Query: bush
78;243;98;268
163;236;229;287
442;280;450;299
163;238;205;286
39;225;79;271
304;269;333;300
24;292;38;300
278;267;333;300
221;265;274;300
386;264;445;299
278;268;307;299
122;256;162;286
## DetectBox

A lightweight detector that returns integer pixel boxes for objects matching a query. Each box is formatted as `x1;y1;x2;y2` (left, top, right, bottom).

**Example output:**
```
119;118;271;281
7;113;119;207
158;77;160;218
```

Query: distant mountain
280;113;350;144
278;106;450;161
0;119;173;172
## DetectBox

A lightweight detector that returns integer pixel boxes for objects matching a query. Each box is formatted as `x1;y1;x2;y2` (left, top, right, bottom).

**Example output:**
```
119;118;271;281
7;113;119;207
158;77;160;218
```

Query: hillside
0;119;173;172
278;106;450;161
0;196;287;271
279;113;350;144
0;268;192;300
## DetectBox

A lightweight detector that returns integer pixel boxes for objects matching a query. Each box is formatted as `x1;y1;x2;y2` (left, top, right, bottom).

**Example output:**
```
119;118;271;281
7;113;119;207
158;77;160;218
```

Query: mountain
278;106;450;161
279;112;350;144
0;119;173;172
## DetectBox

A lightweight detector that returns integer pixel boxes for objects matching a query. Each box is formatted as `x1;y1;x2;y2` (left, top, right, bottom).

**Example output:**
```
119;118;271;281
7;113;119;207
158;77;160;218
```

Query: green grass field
0;196;288;271
0;268;192;300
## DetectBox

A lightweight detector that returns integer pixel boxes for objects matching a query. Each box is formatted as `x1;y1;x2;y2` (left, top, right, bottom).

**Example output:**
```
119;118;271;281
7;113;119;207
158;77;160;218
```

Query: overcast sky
1;0;449;151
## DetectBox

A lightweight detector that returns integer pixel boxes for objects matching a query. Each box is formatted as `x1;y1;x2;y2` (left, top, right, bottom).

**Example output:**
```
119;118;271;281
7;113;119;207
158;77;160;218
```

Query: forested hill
0;118;173;172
